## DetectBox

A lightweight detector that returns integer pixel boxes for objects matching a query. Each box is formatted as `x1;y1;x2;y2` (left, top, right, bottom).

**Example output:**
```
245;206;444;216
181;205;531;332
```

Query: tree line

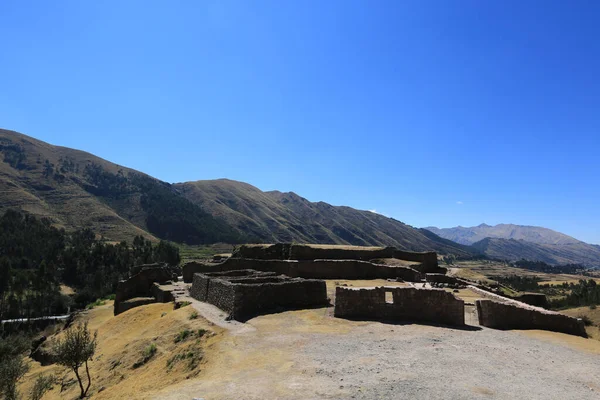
0;209;180;321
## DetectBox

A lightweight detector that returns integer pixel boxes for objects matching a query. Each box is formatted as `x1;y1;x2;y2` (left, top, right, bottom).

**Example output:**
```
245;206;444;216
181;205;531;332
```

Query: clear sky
1;1;599;243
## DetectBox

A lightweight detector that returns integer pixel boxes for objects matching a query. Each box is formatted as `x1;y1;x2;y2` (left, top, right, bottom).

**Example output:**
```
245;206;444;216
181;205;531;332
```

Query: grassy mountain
0;129;241;244
471;237;600;267
0;129;473;255
174;179;474;255
426;223;581;246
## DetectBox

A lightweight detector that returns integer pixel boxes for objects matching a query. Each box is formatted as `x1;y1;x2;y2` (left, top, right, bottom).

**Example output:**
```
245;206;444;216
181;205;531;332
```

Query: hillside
0;129;241;244
0;129;472;255
426;223;581;246
471;237;600;267
173;179;474;255
426;223;600;267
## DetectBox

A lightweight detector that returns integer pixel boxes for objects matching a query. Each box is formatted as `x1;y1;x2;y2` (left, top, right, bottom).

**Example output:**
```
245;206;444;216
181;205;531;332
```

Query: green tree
54;322;97;398
0;335;30;400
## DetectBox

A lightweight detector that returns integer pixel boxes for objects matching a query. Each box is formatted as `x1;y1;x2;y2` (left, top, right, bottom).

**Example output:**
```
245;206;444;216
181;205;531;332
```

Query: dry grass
450;261;595;286
18;301;222;399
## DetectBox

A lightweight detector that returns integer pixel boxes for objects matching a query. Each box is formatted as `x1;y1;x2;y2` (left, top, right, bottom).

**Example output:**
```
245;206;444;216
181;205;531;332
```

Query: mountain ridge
427;224;600;267
0;129;472;255
425;223;582;246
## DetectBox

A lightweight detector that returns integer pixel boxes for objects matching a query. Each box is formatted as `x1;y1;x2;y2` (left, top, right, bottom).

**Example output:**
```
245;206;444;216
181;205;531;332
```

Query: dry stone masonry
114;264;177;315
190;269;328;321
183;258;422;283
334;286;465;326
476;298;586;337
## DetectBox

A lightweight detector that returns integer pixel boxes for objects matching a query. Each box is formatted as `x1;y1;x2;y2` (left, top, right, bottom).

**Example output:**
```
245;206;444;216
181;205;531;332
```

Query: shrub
189;311;198;320
579;315;593;326
197;329;208;338
86;299;106;310
30;374;55;400
133;343;157;369
590;304;597;310
174;329;192;343
166;348;203;371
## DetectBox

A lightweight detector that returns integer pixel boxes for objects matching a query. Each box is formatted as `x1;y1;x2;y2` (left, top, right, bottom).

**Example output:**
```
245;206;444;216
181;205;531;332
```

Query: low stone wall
392;249;438;266
114;266;174;315
289;245;395;261
234;279;327;321
334;286;465;326
189;270;328;321
114;297;156;315
151;283;175;303
411;263;448;275
183;258;423;283
231;244;439;268
510;293;549;308
425;273;468;286
476;299;586;337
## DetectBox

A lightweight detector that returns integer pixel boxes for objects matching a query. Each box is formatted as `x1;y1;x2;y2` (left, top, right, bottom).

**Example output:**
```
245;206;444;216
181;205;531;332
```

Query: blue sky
1;1;599;243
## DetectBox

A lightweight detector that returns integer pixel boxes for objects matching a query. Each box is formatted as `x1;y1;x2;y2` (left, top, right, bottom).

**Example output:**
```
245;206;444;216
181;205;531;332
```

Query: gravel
155;308;600;400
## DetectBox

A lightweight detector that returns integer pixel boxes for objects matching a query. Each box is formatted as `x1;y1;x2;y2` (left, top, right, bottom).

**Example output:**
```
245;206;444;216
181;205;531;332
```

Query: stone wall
511;293;549;308
231;244;439;268
334;286;465;326
476;299;586;337
151;283;175;303
114;266;174;315
114;297;156;315
425;273;468;286
189;270;328;321
233;279;327;321
183;258;423;283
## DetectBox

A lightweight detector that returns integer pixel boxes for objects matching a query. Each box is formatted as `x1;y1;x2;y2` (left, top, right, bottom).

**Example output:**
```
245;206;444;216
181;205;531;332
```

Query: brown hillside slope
471;237;600;266
175;179;474;255
0;129;473;254
0;129;154;240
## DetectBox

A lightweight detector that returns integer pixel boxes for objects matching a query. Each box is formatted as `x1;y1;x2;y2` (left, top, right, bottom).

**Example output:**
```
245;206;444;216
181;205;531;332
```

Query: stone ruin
113;244;587;338
114;263;180;315
189;269;328;321
469;287;586;337
334;286;465;326
182;243;444;283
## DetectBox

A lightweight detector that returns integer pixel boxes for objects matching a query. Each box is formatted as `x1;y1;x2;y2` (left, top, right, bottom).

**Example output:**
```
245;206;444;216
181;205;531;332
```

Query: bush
189;311;198;320
579;315;593;326
30;374;55;400
0;335;31;400
590;304;597;310
197;329;208;338
166;348;203;371
133;343;157;369
174;329;192;343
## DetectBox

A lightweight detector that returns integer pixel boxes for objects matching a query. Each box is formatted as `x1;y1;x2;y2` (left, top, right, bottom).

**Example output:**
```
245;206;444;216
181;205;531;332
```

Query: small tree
54;322;97;398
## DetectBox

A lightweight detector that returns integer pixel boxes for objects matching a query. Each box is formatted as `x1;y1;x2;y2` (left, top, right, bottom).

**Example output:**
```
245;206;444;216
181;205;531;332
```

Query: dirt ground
154;281;600;400
20;281;600;400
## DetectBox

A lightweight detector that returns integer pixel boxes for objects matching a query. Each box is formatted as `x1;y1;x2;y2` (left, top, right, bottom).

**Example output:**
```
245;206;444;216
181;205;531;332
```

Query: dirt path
154;304;600;399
